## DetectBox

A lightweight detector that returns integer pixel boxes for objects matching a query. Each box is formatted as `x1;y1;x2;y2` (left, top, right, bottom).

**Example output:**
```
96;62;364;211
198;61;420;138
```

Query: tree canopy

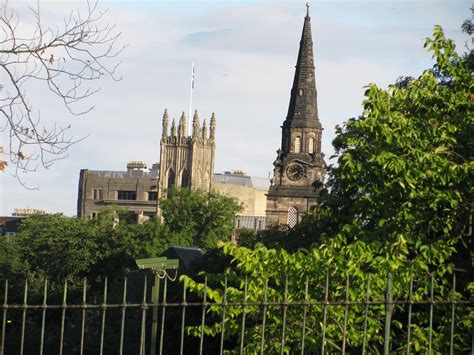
161;188;242;250
0;189;241;294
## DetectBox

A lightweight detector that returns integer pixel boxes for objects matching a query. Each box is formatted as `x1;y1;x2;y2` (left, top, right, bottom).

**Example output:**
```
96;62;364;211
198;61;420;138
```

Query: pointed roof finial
306;2;310;17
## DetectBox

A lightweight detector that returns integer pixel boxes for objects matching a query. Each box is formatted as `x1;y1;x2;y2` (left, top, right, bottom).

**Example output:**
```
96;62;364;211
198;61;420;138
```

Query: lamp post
135;257;179;355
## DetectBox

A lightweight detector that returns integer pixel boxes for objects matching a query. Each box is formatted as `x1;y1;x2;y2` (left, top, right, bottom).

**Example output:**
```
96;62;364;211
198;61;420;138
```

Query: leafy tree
0;236;28;282
1;189;242;291
183;26;473;353
15;214;99;284
160;188;242;250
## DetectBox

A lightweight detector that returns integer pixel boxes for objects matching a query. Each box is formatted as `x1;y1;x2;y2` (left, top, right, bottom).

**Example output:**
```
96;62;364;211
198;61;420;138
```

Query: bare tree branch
0;0;124;188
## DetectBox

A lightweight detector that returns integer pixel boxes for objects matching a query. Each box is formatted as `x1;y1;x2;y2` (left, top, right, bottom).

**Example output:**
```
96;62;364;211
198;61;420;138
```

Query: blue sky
1;0;470;215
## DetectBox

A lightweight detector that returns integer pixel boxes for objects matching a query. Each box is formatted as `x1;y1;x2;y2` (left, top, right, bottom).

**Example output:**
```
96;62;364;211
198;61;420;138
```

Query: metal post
383;273;393;355
150;275;160;355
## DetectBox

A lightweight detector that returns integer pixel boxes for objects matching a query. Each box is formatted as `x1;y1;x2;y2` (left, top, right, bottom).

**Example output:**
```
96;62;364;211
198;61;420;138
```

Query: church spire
284;3;321;129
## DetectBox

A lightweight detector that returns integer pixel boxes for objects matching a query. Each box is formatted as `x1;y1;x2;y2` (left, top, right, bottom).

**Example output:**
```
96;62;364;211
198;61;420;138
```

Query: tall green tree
160;188;242;250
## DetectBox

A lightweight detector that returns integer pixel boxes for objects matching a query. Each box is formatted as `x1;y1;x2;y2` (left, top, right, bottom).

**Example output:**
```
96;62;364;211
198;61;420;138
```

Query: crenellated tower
158;109;216;199
266;4;326;227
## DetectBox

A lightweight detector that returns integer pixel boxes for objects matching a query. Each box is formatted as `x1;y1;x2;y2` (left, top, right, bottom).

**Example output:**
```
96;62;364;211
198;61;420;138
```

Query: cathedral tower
158;109;216;200
266;5;326;227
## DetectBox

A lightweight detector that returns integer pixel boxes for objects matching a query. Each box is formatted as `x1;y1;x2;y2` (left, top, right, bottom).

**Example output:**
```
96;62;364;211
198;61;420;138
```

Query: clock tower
266;4;326;227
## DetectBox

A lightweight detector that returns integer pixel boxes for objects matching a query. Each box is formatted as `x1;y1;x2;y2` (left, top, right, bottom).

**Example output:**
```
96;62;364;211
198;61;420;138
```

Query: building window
294;137;301;153
288;206;299;228
168;169;175;189
308;137;314;154
181;169;190;188
117;190;136;200
91;212;101;220
93;189;103;200
258;219;263;229
148;191;158;201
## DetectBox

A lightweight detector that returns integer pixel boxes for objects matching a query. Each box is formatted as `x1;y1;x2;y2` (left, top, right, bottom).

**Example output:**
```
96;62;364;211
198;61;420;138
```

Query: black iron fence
0;271;472;354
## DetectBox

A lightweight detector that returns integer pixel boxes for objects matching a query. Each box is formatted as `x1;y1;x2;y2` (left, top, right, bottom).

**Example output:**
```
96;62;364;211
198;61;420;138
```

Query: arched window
167;169;175;189
288;206;299;228
181;169;190;188
294;137;301;153
308;137;314;153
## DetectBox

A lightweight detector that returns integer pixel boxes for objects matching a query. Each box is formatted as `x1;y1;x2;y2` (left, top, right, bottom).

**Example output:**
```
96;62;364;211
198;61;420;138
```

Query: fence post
19;279;28;355
1;280;8;355
383;273;393;355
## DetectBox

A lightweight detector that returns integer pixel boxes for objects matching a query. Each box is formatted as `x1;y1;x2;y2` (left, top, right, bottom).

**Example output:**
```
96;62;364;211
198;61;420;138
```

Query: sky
0;0;471;216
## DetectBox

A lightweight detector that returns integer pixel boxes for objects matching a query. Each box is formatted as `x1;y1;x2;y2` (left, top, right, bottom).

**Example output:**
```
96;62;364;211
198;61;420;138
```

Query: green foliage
0;236;28;280
183;242;470;353
1;188;241;294
236;228;259;248
183;27;473;353
160;188;242;250
16;214;99;283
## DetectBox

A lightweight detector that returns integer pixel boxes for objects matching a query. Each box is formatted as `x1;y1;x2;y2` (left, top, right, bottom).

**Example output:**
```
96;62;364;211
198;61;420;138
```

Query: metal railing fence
0;271;472;354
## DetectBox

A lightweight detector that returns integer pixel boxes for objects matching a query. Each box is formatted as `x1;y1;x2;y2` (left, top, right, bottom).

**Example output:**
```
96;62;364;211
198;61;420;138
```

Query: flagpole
188;62;194;135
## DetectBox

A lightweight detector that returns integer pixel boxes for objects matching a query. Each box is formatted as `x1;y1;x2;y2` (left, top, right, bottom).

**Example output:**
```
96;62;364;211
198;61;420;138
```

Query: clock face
287;164;304;181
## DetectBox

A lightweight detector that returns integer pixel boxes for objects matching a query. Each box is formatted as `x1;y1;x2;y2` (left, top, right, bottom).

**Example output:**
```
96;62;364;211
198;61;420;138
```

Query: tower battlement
158;109;216;197
161;109;216;145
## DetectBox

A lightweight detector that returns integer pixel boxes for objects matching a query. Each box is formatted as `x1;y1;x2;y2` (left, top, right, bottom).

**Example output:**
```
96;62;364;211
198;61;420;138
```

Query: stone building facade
158;109;216;199
77;167;269;228
213;171;269;230
77;163;160;221
266;6;326;227
77;109;215;221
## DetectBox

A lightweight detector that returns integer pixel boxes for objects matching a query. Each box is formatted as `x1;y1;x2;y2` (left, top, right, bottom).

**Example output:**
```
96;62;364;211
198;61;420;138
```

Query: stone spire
209;112;216;139
284;4;321;129
171;118;176;137
201;119;207;140
192;110;200;137
178;111;186;137
162;109;168;137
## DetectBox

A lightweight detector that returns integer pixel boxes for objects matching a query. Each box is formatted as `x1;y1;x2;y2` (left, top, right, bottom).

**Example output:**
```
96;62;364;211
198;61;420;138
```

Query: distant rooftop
12;208;45;217
85;168;270;190
213;171;270;190
87;170;160;179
